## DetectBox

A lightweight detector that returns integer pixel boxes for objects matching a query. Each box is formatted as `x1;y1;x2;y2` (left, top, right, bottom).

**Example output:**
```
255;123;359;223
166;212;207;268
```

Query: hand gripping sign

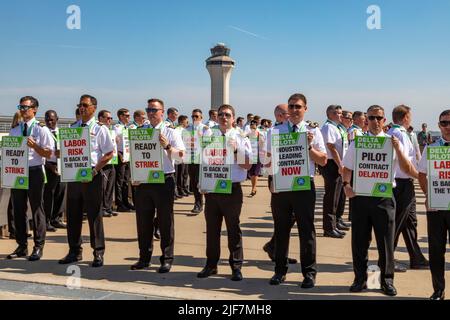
271;132;311;193
353;136;394;197
129;128;165;184
426;145;450;210
1;136;29;189
59;127;93;183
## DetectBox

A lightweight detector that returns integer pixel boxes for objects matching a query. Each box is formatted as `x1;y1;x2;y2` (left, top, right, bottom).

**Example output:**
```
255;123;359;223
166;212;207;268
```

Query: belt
46;161;58;166
165;173;175;178
395;178;414;182
29;165;43;171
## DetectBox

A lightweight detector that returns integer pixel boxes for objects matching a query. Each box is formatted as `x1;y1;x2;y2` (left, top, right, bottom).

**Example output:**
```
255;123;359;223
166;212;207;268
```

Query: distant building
0;115;75;133
206;43;235;110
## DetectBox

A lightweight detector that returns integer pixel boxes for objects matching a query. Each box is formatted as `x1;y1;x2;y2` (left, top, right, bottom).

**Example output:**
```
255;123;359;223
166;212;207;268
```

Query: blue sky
0;0;449;130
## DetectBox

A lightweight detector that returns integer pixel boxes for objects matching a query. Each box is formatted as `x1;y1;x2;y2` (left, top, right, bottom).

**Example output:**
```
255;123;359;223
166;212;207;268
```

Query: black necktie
23;123;28;137
292;125;298;132
445;142;449;146
81;123;87;127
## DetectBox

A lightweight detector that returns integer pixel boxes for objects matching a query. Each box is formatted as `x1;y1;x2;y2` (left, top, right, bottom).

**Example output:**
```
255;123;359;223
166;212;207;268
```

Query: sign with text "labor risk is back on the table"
59;127;92;183
272;132;311;193
427;146;450;210
1;136;29;189
129;128;164;184
353;136;394;197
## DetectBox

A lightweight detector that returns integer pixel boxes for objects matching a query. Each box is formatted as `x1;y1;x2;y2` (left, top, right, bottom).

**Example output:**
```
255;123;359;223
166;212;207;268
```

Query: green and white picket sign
129;128;164;184
122;128;131;163
199;135;232;194
353;136;394;197
108;129;119;165
59;127;93;183
1;136;29;189
271;132;311;193
426;146;450;210
181;129;201;164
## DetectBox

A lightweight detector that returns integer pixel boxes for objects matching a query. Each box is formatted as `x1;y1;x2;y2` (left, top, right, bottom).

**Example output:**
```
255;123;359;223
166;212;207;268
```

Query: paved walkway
0;177;447;300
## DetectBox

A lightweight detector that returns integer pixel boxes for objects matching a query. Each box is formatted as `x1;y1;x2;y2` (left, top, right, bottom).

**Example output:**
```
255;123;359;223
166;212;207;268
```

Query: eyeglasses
218;112;233;119
288;104;304;110
192;115;200;119
343;117;353;120
368;116;385;122
106;117;113;120
439;120;450;127
146;108;162;113
17;105;33;111
123;114;130;118
77;103;93;108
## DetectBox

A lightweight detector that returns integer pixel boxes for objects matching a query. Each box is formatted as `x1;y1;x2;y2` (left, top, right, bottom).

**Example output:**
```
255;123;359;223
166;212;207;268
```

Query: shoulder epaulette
39;123;46;127
308;121;319;129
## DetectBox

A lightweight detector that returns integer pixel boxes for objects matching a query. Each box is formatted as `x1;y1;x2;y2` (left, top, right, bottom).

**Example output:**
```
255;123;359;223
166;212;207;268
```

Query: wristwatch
164;144;172;151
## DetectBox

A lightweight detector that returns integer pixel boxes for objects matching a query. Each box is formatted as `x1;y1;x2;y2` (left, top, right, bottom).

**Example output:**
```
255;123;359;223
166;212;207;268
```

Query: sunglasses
218;112;233;119
439;120;450;127
105;117;113;120
288;104;304;110
17;105;34;111
368;116;385;122
192;115;201;119
146;108;162;113
77;103;93;108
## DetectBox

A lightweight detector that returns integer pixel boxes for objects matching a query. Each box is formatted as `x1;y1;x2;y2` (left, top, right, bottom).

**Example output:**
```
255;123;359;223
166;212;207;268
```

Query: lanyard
327;120;348;141
20;119;38;137
287;121;306;133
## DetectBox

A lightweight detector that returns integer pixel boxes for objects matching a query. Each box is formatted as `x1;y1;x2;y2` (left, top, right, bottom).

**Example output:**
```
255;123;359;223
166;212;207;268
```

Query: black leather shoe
7;247;28;260
197;266;218;278
350;280;367;292
127;204;136;211
154;229;161;240
288;258;298;264
301;277;315;289
130;260;150;270
324;230;344;239
28;247;43;261
410;260;429;270
190;205;202;215
335;228;346;236
103;212;113;218
336;221;350;231
111;211;119;217
182;191;189;197
231;269;243;281
338;219;352;228
158;263;172;273
51;220;67;229
46;224;57;232
59;252;82;264
430;290;445;300
269;273;286;285
381;283;397;296
263;242;275;261
92;255;104;268
394;262;407;273
117;206;131;213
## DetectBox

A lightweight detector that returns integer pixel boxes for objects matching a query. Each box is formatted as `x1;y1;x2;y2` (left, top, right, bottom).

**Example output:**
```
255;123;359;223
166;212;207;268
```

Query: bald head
275;104;289;124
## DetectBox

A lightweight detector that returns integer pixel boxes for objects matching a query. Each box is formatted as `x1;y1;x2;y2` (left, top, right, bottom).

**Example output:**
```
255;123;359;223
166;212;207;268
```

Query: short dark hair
209;109;218;117
98;110;111;119
237;117;244;123
247;113;254;118
218;104;236;118
326;105;342;117
167;108;178;115
80;94;97;106
367;105;385;115
117;108;129;118
343;110;353;118
392;105;411;123
148;98;165;109
352;111;364;120
133;110;146;119
75;108;80;116
288;93;307;105
253;115;261;121
178;115;188;123
439;110;450;120
45;110;58;119
20;96;39;108
192;109;203;115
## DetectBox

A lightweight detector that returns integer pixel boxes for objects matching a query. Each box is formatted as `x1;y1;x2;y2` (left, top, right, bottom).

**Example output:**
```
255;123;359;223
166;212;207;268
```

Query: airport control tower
206;43;235;110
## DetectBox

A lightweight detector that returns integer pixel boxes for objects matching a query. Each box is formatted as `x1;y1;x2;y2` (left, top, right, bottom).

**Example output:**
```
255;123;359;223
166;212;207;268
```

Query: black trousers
66;172;105;256
271;181;317;277
321;160;343;231
393;178;426;264
7;195;16;236
44;165;66;224
102;165;115;213
135;175;175;264
352;196;396;285
204;183;244;270
188;164;203;207
114;155;131;208
427;210;450;292
176;163;189;194
11;167;46;249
